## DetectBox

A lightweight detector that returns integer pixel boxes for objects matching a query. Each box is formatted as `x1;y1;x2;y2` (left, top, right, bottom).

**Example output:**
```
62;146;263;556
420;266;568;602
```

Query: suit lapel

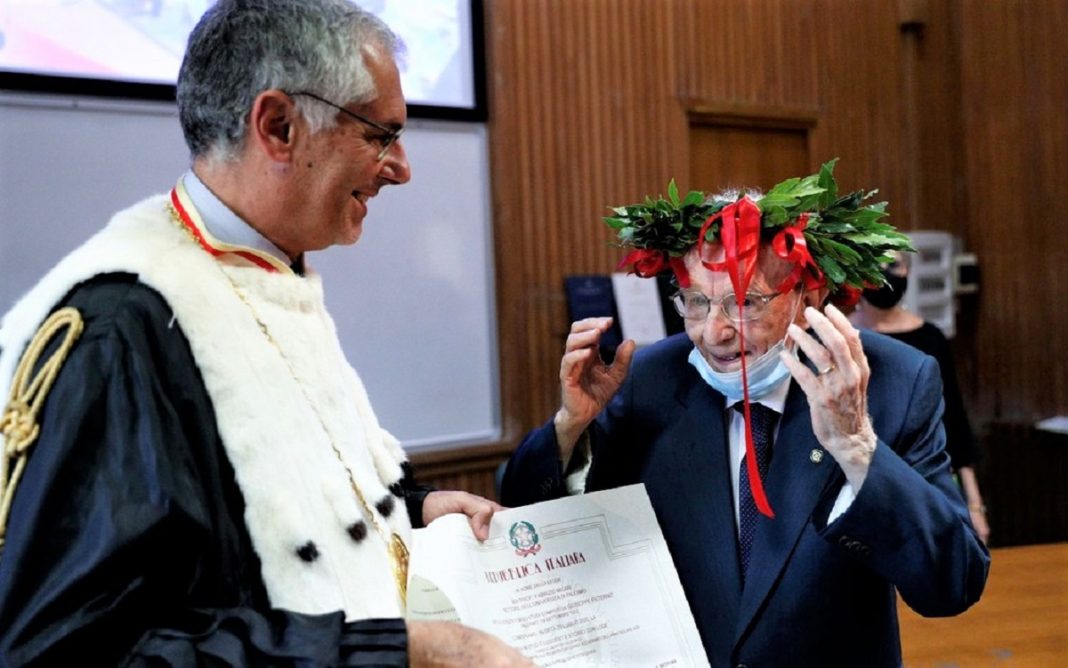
733;380;839;644
670;376;744;626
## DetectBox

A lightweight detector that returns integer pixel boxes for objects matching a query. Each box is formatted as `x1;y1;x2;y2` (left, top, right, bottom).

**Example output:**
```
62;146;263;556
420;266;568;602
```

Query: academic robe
0;274;431;666
0;193;429;667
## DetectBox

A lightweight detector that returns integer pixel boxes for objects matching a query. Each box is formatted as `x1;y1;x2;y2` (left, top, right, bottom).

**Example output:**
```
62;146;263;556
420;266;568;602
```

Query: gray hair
705;187;765;207
177;0;403;162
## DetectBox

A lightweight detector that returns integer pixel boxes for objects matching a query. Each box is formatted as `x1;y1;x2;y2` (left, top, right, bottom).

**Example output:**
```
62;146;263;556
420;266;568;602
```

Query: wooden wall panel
482;0;919;444
412;0;1068;509
689;123;811;193
809;0;910;224
409;442;513;502
910;0;968;234
959;0;1068;423
486;0;687;442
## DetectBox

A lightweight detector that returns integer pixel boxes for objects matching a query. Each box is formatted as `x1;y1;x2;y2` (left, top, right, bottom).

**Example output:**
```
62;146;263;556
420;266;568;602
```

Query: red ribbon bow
771;213;825;293
617;249;691;288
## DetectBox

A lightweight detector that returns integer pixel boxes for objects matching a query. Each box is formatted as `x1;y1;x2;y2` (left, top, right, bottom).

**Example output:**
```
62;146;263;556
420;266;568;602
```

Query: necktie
736;402;778;584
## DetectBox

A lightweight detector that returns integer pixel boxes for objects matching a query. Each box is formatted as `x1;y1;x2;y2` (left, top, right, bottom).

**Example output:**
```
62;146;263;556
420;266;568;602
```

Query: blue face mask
688;337;796;403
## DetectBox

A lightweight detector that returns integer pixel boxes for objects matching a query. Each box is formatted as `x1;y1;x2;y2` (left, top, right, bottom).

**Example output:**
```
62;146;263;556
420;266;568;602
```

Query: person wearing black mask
850;252;989;543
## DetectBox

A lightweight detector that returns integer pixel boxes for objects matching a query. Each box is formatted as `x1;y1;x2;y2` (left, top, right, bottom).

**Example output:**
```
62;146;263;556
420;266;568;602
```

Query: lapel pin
809;449;824;464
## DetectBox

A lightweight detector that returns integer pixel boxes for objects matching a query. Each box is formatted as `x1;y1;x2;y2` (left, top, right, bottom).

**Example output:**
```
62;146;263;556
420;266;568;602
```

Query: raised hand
554;317;636;460
781;304;877;489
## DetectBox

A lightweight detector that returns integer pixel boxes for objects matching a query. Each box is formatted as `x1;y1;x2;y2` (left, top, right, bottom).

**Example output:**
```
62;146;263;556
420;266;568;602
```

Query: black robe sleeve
396;463;433;529
0;275;409;667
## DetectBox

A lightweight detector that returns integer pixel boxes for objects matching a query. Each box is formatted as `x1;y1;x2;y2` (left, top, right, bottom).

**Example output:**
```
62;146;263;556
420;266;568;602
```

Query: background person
0;1;531;665
501;163;990;666
850;251;990;543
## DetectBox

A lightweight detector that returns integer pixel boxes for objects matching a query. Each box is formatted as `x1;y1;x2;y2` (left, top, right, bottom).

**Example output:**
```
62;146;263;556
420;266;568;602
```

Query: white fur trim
0;196;412;620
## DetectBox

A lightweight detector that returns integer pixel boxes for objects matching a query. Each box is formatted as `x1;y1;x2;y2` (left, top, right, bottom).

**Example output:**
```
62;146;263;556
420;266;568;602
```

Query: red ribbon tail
750;455;775;518
739;334;775;519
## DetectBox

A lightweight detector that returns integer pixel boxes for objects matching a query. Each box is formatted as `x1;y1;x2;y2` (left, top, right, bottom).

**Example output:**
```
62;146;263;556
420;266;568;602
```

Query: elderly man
501;162;989;666
0;1;529;666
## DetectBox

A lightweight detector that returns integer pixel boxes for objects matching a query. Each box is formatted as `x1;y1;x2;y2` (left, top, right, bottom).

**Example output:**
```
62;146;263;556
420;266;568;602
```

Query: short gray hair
177;0;403;162
705;187;765;207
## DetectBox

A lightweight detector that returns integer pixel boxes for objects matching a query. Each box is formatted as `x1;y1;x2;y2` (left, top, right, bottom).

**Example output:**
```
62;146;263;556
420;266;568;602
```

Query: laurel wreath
602;159;914;294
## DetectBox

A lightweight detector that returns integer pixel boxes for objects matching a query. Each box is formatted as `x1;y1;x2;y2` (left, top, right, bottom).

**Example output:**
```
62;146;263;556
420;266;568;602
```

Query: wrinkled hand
781;304;877;489
408;621;535;667
555;318;636;460
422;491;504;541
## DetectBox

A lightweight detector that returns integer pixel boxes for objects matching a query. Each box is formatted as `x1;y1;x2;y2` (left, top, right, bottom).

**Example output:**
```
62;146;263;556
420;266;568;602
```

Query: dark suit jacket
501;331;989;667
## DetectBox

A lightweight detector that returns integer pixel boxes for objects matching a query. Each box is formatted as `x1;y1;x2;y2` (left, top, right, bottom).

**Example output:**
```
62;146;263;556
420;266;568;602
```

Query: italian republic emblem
508;520;541;557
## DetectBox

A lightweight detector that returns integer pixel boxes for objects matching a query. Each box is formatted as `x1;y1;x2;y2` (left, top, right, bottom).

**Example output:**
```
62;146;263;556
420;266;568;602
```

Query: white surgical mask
688;339;796;403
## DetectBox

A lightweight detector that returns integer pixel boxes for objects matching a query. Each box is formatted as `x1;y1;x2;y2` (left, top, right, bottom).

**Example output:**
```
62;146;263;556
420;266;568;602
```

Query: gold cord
1;307;85;554
166;203;408;606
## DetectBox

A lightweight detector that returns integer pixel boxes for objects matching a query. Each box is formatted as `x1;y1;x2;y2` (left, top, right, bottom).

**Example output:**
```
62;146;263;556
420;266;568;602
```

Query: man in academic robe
0;1;532;666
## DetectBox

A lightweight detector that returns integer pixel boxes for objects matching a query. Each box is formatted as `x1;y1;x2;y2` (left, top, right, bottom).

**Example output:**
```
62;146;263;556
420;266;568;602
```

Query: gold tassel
1;307;84;554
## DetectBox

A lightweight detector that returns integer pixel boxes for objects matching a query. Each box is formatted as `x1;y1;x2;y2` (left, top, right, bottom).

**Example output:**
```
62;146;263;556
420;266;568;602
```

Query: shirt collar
181;170;294;269
730;375;791;415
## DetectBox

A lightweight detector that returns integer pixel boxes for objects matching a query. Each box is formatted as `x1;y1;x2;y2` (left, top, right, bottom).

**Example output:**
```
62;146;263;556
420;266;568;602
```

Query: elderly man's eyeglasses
671;289;788;323
289;91;404;161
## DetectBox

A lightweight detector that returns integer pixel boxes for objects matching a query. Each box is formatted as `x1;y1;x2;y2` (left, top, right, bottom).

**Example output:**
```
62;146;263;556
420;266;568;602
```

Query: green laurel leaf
602;160;913;292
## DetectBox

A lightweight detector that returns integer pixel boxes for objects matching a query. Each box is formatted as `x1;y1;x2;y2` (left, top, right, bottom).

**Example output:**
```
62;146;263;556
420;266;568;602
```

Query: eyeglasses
671;289;789;323
289;91;404;161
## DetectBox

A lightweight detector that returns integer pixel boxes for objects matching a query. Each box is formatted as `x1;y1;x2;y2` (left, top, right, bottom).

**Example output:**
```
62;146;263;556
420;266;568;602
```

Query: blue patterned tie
736;402;778;584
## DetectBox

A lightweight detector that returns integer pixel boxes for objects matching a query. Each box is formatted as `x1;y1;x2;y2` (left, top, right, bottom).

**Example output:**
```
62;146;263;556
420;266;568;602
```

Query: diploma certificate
407;484;709;667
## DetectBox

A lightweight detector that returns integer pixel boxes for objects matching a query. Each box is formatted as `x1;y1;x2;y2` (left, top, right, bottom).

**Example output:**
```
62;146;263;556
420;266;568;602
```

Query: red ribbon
697;197;774;518
618;248;666;278
669;256;691;288
830;284;862;309
771;213;824;293
617;250;691;288
698;197;762;296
